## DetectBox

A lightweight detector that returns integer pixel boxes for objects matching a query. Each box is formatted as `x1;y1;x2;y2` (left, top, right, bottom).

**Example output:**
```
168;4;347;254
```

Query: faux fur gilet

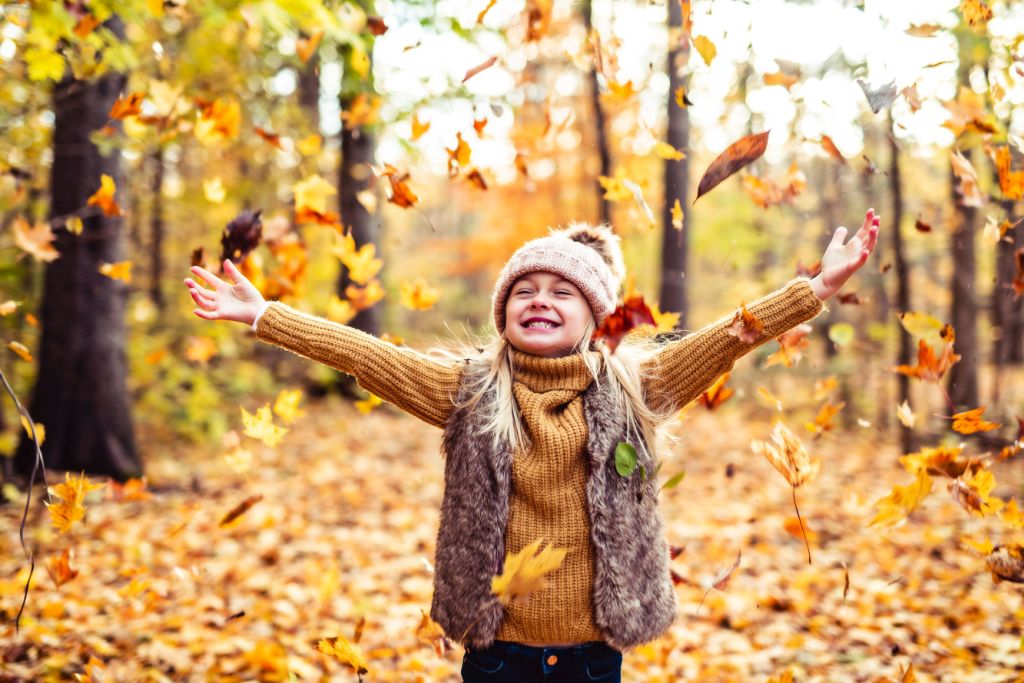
428;358;676;652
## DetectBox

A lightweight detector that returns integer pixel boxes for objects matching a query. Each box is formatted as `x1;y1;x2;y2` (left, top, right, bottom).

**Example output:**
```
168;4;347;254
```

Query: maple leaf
764;323;811;368
1000;498;1024;529
869;469;932;527
219;494;263;526
109;92;144;120
399;278;441;310
341;93;381;129
960;0;993;28
373;164;418;208
327;296;357;324
13;216;60;262
272;388;305;423
48;472;104;533
341;244;383;285
949;468;1003;517
805;401;845;437
989;145;1024;201
99;260;132;283
892;339;961;383
294;175;336;215
87;174;122;217
950;149;985;207
597;168;633;202
695;131;769;203
899;445;970;479
240;404;288;447
593;296;655;352
652;142;685;161
296;28;324;63
195;97;240;145
416;609;453;656
604;79;638;103
951;406;1002;435
943;87;996;138
318;635;369;675
491;537;568;605
46;548;78;588
345;280;385;311
108;477;152;502
726;303;764;343
410;113;430;141
698;372;733;410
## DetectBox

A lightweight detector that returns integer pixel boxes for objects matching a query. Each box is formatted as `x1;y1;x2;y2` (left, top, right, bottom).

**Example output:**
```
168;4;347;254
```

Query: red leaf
593;297;655;352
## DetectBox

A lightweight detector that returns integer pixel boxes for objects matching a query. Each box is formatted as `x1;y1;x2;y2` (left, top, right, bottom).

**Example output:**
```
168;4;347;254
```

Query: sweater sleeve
254;301;463;428
642;277;826;414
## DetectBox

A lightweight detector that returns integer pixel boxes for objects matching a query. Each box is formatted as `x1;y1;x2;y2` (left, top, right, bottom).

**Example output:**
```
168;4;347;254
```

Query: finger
188;288;215;309
829;226;848;249
853;209;875;243
190;265;225;289
193;308;218;320
865;225;878;253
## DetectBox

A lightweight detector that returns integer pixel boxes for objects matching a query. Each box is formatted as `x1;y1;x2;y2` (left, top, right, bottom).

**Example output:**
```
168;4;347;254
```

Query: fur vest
429;359;677;651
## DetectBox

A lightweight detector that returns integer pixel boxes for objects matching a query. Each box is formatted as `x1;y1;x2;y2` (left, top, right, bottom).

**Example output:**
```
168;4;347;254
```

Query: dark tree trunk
659;0;690;329
298;52;320;132
15;26;141;480
149;146;165;312
993;200;1021;381
948;153;980;411
580;0;612;227
888;117;913;452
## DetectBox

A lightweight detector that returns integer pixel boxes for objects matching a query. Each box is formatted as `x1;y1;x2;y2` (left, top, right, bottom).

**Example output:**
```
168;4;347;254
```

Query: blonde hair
428;321;679;465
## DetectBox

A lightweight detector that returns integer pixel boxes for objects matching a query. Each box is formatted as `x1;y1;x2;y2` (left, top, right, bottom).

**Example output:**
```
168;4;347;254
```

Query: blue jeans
461;640;623;682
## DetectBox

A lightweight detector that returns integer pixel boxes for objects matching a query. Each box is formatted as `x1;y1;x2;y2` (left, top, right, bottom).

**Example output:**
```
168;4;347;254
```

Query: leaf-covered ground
2;396;1022;682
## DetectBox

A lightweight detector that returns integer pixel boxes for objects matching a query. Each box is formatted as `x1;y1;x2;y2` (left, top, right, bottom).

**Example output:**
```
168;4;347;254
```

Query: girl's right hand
183;259;266;326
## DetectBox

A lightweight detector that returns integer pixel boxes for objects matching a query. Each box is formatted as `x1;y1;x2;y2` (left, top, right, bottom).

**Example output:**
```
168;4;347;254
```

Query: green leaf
828;322;855;347
661;471;686;490
614;442;637;477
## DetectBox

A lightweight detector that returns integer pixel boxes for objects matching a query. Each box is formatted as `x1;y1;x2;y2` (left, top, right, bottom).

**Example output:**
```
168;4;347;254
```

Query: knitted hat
491;222;626;334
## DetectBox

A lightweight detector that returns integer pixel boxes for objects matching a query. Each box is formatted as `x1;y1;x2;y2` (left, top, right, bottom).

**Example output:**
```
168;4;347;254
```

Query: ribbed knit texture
253;277;825;645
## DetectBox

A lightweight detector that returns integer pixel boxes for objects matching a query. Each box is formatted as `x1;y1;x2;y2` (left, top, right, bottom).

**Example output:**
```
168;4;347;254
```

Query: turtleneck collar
510;348;600;393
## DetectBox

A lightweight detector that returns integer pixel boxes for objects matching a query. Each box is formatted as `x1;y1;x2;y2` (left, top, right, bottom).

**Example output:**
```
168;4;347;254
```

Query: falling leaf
273;389;305;423
99;260;132;283
415;609;453;657
340;93;381;129
893;339;961;383
897;400;917;428
951;406;1002;435
699;372;733;410
293;175;336;215
671;199;684;230
341;244;383;285
296;134;322;156
764;323;811;368
48;472;104;534
653;142;685;161
751;421;820;488
856;79;898;114
757;386;784;412
463;55;497;83
373;164;419;209
477;0;497;24
698;549;741;612
943;87;996;137
254;126;284;149
764;71;799;89
465;168;488;190
695;131;770;202
446;132;472;177
989;145;1024;201
108;478;152;502
950;149;985;207
960;0;992;28
355;392;383;414
399;278;441;310
805;401;845;436
327;296;357;324
986;544;1024;583
593;296;655;352
366;16;388;35
65;216;83;235
869;469;932;527
0;300;19;316
296;28;324;64
221;209;264;264
46;548;78;588
906;24;942;37
20;416;43;444
726;303;764;343
8;341;33;362
13;218;59;264
204;177;226;203
240;404;288;447
109;92;144;120
345;280;385;310
692;35;716;66
87;174;122;217
219;494;263;527
410;113;430;141
821;135;845;163
318;635;369;675
897;311;954;348
195;97;241;145
674;86;692;108
491;537;568;605
1000;499;1024;529
604;79;638;102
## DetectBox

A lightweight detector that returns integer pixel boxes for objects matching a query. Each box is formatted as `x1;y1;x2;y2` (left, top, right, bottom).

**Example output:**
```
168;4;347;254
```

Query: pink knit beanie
491;222;626;334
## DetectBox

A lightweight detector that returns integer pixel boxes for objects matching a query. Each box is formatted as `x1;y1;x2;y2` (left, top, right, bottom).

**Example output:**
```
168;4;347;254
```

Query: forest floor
1;395;1022;682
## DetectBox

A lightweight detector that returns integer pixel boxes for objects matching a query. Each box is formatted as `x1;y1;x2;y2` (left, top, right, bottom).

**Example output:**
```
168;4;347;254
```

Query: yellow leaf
693;35;716;65
491;537;568;605
355;392;383;414
349;46;370;79
293;174;337;215
203;177;226;203
20;415;44;444
650;302;680;333
961;535;994;554
951;406;1002;435
1000;498;1024;529
272;389;304;423
99;260;132;283
65;216;83;234
750;420;820;487
87;174;122;217
597;168;633;202
960;0;992;28
763;71;799;89
411;113;430;141
327;296;357;324
341;93;381;129
195;97;241;145
184;336;217;364
14;216;60;262
671;199;684;230
897;311;950;347
240;404;288;447
318;635;369;675
804;401;845;436
896;400;916;428
47;472;104;534
399;278;440;310
46;548;78;588
869;469;932;527
8;341;33;362
604;79;638;102
25;47;66;82
756;386;784;412
296;134;322;156
345;280;385;310
674;86;690;108
341;244;383;285
653;142;685;161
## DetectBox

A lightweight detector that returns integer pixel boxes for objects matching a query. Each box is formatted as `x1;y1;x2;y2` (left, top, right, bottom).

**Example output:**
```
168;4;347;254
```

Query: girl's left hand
809;208;880;300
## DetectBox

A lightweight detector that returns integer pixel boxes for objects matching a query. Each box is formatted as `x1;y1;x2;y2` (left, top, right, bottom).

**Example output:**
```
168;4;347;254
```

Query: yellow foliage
870;469;932;527
48;472;104;534
318;635;369;675
399;278;441;311
99;260;132;283
272;389;304;423
693;35;716;65
293;174;336;215
751;421;820;488
341;244;383;285
240;404;288;447
491;537;568;605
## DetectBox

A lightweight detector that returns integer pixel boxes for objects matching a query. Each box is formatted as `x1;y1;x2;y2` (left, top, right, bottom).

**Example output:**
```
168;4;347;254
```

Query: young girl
184;210;879;682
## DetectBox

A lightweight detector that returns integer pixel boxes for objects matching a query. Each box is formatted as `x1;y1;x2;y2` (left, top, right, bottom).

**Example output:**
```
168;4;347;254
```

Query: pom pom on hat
491;221;625;334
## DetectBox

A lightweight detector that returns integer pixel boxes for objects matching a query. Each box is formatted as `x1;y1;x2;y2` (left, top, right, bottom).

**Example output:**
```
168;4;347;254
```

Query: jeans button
546;655;558;665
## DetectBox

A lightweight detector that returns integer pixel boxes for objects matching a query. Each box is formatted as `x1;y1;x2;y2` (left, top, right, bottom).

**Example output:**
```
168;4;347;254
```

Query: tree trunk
149;146;165;312
580;0;612;227
15;24;141;480
948;154;980;411
888;116;913;452
659;0;690;329
298;51;320;132
993;200;1022;382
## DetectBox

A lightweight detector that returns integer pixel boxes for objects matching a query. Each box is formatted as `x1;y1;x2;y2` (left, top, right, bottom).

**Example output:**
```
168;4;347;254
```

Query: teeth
525;321;557;328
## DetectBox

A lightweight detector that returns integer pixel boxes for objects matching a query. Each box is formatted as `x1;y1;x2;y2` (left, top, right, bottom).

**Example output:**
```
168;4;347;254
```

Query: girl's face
504;271;594;357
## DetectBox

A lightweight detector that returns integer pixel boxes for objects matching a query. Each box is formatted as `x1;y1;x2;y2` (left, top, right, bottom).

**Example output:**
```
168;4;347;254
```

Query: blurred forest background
2;0;1024;680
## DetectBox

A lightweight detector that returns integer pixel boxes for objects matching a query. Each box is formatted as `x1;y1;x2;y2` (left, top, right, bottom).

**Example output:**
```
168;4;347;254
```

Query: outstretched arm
184;261;462;428
643;208;880;414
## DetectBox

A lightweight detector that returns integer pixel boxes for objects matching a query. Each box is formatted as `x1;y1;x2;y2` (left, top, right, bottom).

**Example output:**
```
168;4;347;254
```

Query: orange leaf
86;174;122;217
13;216;59;263
46;548;78;588
726;303;764;343
296;28;324;64
989;145;1024;201
411;113;430;141
254;126;284;149
109;92;144;120
951;406;1002;435
48;472;104;534
820;135;845;163
593;296;655;353
892;339;961;383
763;71;799;90
695;131;769;202
698;372;733;410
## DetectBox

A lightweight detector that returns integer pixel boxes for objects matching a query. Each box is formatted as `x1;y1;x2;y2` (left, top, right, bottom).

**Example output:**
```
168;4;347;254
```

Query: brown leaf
726;303;764;343
463;56;497;83
697;549;742;612
593;297;655;353
820;135;846;164
698;372;733;410
695;131;769;203
219;494;263;527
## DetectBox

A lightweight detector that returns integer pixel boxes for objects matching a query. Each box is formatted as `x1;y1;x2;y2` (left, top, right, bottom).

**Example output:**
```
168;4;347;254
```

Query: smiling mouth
522;320;560;329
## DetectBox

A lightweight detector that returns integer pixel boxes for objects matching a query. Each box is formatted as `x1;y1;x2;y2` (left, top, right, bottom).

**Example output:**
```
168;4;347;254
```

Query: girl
184;210;879;682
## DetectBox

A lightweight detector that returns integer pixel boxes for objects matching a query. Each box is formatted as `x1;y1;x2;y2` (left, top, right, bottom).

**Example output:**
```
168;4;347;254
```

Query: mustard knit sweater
254;277;825;645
